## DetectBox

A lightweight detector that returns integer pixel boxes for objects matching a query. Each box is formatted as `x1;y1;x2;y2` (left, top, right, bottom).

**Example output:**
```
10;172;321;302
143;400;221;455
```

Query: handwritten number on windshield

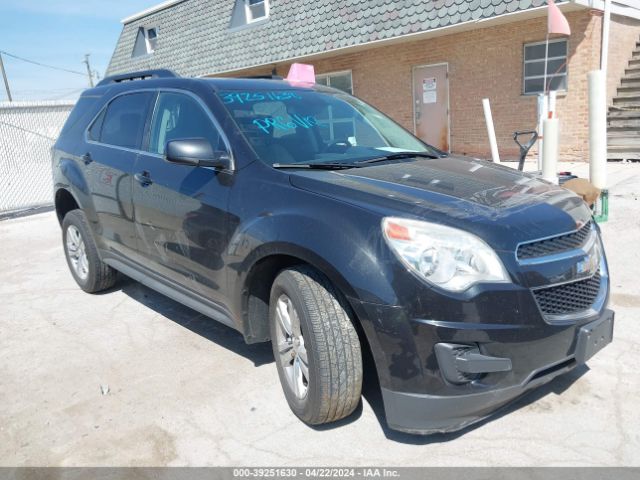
222;91;303;104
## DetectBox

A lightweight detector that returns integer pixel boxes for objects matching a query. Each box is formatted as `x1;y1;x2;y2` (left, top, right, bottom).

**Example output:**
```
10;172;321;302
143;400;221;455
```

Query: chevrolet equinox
52;70;614;434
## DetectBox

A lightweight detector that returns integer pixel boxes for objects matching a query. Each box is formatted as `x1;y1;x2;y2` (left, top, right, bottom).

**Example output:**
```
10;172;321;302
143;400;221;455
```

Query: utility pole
0;52;13;102
82;54;94;88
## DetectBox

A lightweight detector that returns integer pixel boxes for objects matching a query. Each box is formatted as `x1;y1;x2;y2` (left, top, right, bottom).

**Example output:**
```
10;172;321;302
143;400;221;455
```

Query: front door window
149;92;223;155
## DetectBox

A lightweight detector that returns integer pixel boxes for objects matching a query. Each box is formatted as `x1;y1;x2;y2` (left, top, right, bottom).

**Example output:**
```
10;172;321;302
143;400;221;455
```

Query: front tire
62;209;117;293
269;266;362;425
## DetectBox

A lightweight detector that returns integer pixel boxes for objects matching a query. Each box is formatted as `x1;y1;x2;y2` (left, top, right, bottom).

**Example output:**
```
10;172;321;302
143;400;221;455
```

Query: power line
12;87;86;94
47;88;85;101
0;50;87;77
0;119;57;142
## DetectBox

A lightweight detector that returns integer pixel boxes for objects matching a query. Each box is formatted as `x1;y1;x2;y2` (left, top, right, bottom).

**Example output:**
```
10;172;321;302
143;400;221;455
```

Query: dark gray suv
52;70;613;434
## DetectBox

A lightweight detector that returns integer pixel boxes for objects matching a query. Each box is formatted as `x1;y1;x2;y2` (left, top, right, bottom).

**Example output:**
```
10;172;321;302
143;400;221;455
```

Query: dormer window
245;0;269;23
132;27;158;58
146;28;158;51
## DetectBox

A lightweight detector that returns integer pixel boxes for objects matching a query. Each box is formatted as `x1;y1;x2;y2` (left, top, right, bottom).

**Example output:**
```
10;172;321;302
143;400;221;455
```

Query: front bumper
352;292;614;434
381;355;575;435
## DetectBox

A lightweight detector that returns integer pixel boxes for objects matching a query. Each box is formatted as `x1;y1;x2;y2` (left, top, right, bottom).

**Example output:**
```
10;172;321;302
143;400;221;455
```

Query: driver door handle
134;171;153;186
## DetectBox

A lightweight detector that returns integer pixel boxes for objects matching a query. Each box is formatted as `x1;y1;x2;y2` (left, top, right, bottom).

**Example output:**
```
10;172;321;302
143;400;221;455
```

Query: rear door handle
81;153;93;165
134;171;153;186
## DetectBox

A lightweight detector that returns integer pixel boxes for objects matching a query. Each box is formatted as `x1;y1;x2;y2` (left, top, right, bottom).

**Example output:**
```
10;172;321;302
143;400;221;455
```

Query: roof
89;74;328;94
121;0;187;24
107;0;551;78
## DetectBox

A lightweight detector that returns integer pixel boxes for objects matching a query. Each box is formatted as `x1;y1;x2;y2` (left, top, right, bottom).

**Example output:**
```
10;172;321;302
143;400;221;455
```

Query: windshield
217;88;441;166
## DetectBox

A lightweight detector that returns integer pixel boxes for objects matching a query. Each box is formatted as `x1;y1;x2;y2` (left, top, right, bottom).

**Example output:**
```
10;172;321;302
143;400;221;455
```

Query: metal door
84;91;155;261
413;63;449;152
133;91;232;305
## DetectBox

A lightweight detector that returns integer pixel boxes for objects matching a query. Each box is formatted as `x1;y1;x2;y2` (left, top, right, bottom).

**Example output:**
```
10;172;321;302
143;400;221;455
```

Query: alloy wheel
274;294;309;399
66;225;89;281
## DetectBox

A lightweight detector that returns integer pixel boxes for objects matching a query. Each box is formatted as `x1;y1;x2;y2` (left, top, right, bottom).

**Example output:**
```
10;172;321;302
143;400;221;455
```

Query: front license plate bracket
575;311;614;364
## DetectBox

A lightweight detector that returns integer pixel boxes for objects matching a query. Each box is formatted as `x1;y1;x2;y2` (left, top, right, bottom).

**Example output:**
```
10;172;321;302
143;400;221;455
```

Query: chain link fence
0;100;75;214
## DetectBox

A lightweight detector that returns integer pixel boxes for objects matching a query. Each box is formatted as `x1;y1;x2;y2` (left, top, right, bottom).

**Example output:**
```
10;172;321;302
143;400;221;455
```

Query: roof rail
239;75;284;80
96;69;178;87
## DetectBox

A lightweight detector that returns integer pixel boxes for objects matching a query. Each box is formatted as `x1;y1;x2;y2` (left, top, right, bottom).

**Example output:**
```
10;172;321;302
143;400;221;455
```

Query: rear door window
93;92;154;149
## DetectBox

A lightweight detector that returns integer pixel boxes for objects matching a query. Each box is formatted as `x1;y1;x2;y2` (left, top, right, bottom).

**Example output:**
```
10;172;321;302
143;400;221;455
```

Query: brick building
107;0;640;161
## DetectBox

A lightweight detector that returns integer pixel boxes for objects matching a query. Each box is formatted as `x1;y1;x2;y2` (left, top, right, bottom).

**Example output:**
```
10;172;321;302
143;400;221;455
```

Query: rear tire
269;266;362;425
62;209;117;293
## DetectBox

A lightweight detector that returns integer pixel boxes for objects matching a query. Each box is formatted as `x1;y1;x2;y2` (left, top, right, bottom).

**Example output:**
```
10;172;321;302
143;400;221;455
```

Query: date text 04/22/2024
232;468;401;478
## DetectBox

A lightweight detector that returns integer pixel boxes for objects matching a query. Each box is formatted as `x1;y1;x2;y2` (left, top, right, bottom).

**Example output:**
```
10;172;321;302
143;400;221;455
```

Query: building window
245;0;269;23
146;28;158;51
132;27;159;58
523;39;568;95
315;71;353;95
313;72;355;143
315;105;357;144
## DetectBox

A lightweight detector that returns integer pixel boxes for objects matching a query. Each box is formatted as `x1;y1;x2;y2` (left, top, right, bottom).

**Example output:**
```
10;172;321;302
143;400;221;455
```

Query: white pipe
542;118;559;184
589;70;607;189
482;98;501;163
537;94;548;171
548;90;557;119
601;0;612;75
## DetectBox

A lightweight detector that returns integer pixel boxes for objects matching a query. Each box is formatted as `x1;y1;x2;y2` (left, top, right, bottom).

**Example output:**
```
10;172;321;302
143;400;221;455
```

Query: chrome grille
533;272;602;316
517;221;592;260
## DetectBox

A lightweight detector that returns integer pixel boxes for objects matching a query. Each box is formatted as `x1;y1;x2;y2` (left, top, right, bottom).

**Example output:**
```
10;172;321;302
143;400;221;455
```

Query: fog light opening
435;343;512;385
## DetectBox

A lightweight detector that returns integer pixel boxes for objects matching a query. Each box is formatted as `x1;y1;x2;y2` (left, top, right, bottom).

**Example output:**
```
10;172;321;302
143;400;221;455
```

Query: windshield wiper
356;151;442;165
272;151;442;170
272;162;361;170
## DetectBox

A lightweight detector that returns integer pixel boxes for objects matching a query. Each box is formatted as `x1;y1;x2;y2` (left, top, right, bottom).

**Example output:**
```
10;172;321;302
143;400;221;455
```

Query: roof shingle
107;0;548;77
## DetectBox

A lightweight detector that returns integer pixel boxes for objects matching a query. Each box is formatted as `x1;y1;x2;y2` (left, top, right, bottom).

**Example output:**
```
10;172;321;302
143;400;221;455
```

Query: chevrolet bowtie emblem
576;249;599;277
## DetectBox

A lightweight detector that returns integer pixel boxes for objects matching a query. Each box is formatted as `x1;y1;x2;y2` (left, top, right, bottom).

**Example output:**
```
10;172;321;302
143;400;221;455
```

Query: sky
0;0;162;101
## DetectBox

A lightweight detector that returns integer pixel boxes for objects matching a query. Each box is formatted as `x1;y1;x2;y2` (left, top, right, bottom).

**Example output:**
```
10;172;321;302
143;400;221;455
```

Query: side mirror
165;138;232;170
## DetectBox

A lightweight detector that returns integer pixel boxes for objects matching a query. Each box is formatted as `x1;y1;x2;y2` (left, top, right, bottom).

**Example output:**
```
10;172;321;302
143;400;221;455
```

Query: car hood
288;155;592;251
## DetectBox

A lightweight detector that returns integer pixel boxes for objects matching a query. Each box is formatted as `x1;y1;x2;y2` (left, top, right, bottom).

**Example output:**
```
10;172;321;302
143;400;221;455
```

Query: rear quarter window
59;96;101;138
88;109;106;142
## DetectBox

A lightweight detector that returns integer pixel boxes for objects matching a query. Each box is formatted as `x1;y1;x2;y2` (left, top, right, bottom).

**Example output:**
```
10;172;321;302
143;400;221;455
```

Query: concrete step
608;144;640;153
607;136;640;146
621;76;640;86
608;117;640;128
608;126;640;133
629;58;640;68
614;89;640;98
623;69;640;80
608;126;640;135
612;96;640;106
608;128;640;136
608;152;640;161
617;84;640;94
608;108;640;118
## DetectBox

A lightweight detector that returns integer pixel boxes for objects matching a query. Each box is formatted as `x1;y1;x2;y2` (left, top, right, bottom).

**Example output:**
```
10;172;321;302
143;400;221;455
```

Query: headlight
382;217;510;292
